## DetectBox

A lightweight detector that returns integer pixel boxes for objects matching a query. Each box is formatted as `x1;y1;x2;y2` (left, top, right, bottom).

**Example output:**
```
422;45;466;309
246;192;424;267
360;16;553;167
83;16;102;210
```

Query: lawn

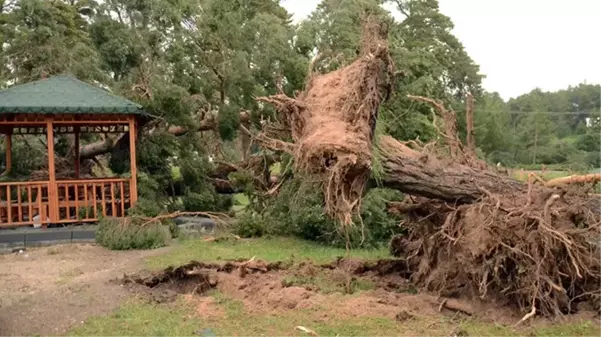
146;236;389;269
70;295;597;337
67;237;600;337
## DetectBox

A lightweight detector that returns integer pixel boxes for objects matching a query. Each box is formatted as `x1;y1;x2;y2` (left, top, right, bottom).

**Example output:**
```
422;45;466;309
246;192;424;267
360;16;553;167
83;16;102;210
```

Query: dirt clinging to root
258;20;394;225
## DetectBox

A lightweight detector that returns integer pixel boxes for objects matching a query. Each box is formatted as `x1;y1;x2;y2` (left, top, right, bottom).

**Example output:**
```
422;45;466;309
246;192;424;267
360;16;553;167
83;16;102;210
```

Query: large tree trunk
378;139;522;203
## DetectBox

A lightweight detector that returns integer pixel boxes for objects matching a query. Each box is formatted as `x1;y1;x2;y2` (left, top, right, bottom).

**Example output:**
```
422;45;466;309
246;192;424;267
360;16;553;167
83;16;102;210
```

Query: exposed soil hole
122;259;288;302
121;257;599;325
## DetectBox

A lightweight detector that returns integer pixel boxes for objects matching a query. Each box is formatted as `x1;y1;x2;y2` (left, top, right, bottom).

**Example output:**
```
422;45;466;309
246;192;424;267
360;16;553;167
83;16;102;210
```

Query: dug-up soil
1;244;597;336
123;257;599;332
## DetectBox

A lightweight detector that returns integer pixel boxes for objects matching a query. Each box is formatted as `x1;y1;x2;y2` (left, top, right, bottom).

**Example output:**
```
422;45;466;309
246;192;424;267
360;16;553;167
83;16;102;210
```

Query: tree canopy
0;0;598;244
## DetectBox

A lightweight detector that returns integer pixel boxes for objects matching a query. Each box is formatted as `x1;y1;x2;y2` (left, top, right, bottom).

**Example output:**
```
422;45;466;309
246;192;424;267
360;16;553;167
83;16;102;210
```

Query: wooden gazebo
0;75;146;228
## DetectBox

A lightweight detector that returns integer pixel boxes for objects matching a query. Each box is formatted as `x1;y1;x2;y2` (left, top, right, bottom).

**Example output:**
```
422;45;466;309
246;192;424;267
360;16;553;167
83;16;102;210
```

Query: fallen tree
253;19;600;319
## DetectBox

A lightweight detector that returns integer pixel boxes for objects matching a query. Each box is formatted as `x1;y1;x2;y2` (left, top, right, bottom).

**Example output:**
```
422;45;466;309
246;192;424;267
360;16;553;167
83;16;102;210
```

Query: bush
95;216;170;250
233;213;266;238
254;178;405;248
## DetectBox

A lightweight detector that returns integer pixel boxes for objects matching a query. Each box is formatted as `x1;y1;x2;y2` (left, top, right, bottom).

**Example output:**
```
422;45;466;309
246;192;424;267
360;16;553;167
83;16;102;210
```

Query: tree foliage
0;0;598;246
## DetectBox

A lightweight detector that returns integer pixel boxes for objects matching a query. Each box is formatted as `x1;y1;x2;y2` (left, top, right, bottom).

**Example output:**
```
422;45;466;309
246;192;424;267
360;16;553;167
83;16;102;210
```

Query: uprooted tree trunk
256;21;394;225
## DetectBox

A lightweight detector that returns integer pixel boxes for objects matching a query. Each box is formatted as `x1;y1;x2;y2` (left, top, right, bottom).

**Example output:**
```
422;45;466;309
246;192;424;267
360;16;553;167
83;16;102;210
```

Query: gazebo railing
0;178;132;227
0;180;50;227
56;178;132;223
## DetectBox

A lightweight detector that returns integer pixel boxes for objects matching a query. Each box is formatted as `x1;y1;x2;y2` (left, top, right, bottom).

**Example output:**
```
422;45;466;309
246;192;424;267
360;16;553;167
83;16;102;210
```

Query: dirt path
0;243;170;336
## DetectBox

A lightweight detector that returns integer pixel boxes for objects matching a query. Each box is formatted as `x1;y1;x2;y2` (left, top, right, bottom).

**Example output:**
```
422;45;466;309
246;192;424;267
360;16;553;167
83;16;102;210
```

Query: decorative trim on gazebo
0;75;147;228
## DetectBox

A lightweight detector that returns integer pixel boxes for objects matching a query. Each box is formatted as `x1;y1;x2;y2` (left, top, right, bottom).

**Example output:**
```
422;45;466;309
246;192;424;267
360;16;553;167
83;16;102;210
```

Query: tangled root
391;187;601;317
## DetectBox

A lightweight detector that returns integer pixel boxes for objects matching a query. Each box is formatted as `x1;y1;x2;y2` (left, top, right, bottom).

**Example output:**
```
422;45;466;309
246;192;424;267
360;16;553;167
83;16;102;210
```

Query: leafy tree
0;0;104;83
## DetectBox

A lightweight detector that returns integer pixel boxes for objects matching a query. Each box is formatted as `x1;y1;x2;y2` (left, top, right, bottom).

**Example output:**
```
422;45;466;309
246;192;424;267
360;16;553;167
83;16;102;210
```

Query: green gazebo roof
0;75;145;115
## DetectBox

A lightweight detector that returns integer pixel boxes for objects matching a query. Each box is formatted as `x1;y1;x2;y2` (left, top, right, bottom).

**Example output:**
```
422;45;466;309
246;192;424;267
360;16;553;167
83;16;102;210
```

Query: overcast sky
281;0;600;100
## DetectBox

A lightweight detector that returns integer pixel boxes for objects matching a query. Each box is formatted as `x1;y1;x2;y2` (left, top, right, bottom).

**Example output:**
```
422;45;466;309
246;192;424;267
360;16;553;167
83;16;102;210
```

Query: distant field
510;170;569;181
510;168;600;182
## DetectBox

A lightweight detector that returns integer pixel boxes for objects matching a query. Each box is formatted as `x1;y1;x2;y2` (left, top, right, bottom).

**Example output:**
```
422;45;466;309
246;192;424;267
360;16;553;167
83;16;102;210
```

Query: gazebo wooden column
128;116;138;204
46;116;57;224
74;126;80;179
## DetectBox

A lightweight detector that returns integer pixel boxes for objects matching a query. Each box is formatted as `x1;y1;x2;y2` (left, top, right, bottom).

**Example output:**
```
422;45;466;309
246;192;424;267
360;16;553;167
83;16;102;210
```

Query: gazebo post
5;131;11;174
46;117;57;226
128;116;138;205
74;126;80;178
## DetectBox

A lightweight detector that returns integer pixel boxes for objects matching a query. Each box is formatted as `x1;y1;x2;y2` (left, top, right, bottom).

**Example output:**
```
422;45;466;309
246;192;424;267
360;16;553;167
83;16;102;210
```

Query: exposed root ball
391;189;601;317
259;20;394;225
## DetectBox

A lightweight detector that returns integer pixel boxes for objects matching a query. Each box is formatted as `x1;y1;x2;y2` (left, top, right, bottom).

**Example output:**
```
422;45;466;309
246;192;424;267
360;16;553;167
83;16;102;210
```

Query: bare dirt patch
0;243;169;336
123;257;599;329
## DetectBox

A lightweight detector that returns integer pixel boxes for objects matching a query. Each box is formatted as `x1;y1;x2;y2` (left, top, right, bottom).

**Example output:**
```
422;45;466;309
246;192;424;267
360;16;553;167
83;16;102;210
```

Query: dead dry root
391;188;601;318
257;19;394;226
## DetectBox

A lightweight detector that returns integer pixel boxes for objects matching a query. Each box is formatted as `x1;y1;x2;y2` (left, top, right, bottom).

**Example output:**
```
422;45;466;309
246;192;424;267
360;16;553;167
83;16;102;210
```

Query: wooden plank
57;178;129;184
120;181;125;217
92;183;98;218
129;117;138;205
17;185;22;222
6;185;11;223
27;185;32;222
101;184;106;217
84;184;89;219
75;183;79;219
110;182;116;217
0;180;51;186
46;116;57;226
37;185;43;220
74;126;80;178
65;184;70;221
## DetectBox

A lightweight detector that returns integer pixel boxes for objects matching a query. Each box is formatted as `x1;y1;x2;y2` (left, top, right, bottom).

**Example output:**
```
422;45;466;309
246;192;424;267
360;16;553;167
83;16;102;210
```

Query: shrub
257;178;405;248
96;216;170;250
233;213;266;238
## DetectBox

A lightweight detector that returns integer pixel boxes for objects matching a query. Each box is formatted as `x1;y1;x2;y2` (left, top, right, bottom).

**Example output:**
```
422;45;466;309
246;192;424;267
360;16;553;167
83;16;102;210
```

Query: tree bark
378;136;565;199
378;147;523;203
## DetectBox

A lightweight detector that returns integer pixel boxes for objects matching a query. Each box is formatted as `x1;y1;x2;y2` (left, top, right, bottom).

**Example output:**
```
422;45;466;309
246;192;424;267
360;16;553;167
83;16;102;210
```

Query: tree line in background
0;0;599;246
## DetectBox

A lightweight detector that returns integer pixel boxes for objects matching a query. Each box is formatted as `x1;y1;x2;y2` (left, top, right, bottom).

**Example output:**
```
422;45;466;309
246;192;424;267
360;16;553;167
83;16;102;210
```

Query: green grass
69;294;600;337
146;236;389;270
231;193;250;212
68;237;600;336
511;169;570;182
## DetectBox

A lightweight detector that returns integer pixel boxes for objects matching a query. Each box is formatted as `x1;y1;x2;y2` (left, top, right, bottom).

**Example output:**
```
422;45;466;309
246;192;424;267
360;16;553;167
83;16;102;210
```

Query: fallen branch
140;211;230;227
545;173;601;187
